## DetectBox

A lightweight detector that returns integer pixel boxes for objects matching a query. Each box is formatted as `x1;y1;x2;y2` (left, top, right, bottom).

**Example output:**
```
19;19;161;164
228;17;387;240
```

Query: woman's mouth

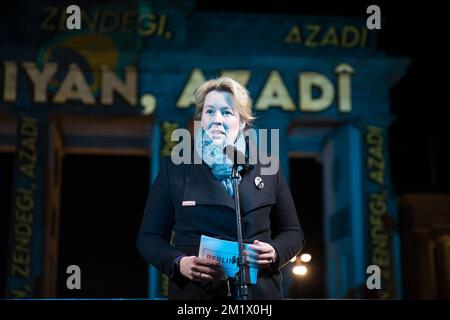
210;129;225;136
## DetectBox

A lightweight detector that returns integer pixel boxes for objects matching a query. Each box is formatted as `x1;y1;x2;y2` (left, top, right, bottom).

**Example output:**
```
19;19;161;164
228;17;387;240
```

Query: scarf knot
195;128;246;198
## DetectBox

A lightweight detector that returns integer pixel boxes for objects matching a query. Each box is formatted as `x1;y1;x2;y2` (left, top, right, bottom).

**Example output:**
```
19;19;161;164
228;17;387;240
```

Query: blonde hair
194;77;255;129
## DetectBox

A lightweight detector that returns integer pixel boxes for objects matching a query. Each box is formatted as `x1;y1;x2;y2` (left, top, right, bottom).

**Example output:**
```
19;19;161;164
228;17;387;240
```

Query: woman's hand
179;256;225;282
245;240;278;269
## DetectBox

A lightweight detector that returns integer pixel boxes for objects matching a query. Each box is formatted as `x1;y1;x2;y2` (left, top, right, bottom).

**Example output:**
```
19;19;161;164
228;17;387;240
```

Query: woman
137;77;304;299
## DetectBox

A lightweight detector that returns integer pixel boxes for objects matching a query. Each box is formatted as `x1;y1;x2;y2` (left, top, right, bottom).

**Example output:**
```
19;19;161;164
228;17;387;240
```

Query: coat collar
183;161;274;214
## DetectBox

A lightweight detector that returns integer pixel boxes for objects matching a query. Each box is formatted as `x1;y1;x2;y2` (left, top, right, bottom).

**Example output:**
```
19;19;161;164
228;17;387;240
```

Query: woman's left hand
244;240;278;269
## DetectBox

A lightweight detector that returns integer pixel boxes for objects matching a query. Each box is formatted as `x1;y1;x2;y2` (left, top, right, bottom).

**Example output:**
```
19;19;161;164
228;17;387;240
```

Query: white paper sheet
198;235;258;284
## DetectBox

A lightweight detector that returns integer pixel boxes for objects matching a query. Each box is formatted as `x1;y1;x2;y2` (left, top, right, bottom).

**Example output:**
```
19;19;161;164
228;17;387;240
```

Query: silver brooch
254;177;264;190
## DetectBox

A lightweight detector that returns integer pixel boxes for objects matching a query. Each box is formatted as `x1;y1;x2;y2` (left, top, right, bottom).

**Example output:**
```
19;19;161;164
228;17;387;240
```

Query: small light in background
292;265;307;276
290;256;297;263
300;253;312;263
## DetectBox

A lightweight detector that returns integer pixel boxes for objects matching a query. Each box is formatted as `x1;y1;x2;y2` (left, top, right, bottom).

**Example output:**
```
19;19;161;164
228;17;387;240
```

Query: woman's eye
224;111;233;115
206;110;214;114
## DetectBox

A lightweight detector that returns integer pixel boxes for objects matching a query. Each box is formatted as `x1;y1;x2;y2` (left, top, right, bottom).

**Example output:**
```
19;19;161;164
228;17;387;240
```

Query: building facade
0;1;409;298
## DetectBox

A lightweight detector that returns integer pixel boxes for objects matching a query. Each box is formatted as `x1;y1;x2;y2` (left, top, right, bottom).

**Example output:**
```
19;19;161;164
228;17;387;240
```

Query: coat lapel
183;162;275;214
183;162;236;211
238;164;275;213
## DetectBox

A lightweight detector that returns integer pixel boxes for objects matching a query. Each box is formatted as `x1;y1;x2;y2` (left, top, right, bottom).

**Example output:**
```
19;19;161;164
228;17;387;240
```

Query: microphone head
223;144;246;165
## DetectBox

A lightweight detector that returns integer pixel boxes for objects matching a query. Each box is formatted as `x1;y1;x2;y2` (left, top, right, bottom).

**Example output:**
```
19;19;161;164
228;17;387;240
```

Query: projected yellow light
293;265;307;276
300;253;312;263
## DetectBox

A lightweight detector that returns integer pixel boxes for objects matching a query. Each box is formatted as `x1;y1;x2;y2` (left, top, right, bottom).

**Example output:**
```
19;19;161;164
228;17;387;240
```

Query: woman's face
201;90;241;147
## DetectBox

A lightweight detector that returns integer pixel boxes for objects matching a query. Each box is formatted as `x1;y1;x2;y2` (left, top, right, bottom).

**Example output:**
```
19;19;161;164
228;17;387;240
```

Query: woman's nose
212;111;224;124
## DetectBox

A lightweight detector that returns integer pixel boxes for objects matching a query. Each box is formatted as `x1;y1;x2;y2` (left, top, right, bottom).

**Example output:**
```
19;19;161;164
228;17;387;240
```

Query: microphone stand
230;151;249;300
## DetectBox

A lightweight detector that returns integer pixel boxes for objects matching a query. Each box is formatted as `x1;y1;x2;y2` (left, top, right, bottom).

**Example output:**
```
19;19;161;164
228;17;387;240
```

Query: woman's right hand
179;256;225;282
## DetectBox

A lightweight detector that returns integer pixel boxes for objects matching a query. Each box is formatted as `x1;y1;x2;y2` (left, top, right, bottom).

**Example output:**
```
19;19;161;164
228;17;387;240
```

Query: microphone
223;144;246;166
223;143;251;300
223;144;254;173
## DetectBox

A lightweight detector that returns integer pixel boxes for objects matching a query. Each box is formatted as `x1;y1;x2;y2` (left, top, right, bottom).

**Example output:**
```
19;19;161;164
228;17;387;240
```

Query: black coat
137;156;304;299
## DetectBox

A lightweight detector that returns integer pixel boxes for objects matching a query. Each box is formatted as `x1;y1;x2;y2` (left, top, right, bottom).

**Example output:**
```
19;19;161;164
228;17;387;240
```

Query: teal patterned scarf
194;127;246;198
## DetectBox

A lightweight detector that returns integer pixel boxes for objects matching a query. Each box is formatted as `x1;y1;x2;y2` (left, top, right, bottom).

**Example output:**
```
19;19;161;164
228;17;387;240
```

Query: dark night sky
196;0;449;193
